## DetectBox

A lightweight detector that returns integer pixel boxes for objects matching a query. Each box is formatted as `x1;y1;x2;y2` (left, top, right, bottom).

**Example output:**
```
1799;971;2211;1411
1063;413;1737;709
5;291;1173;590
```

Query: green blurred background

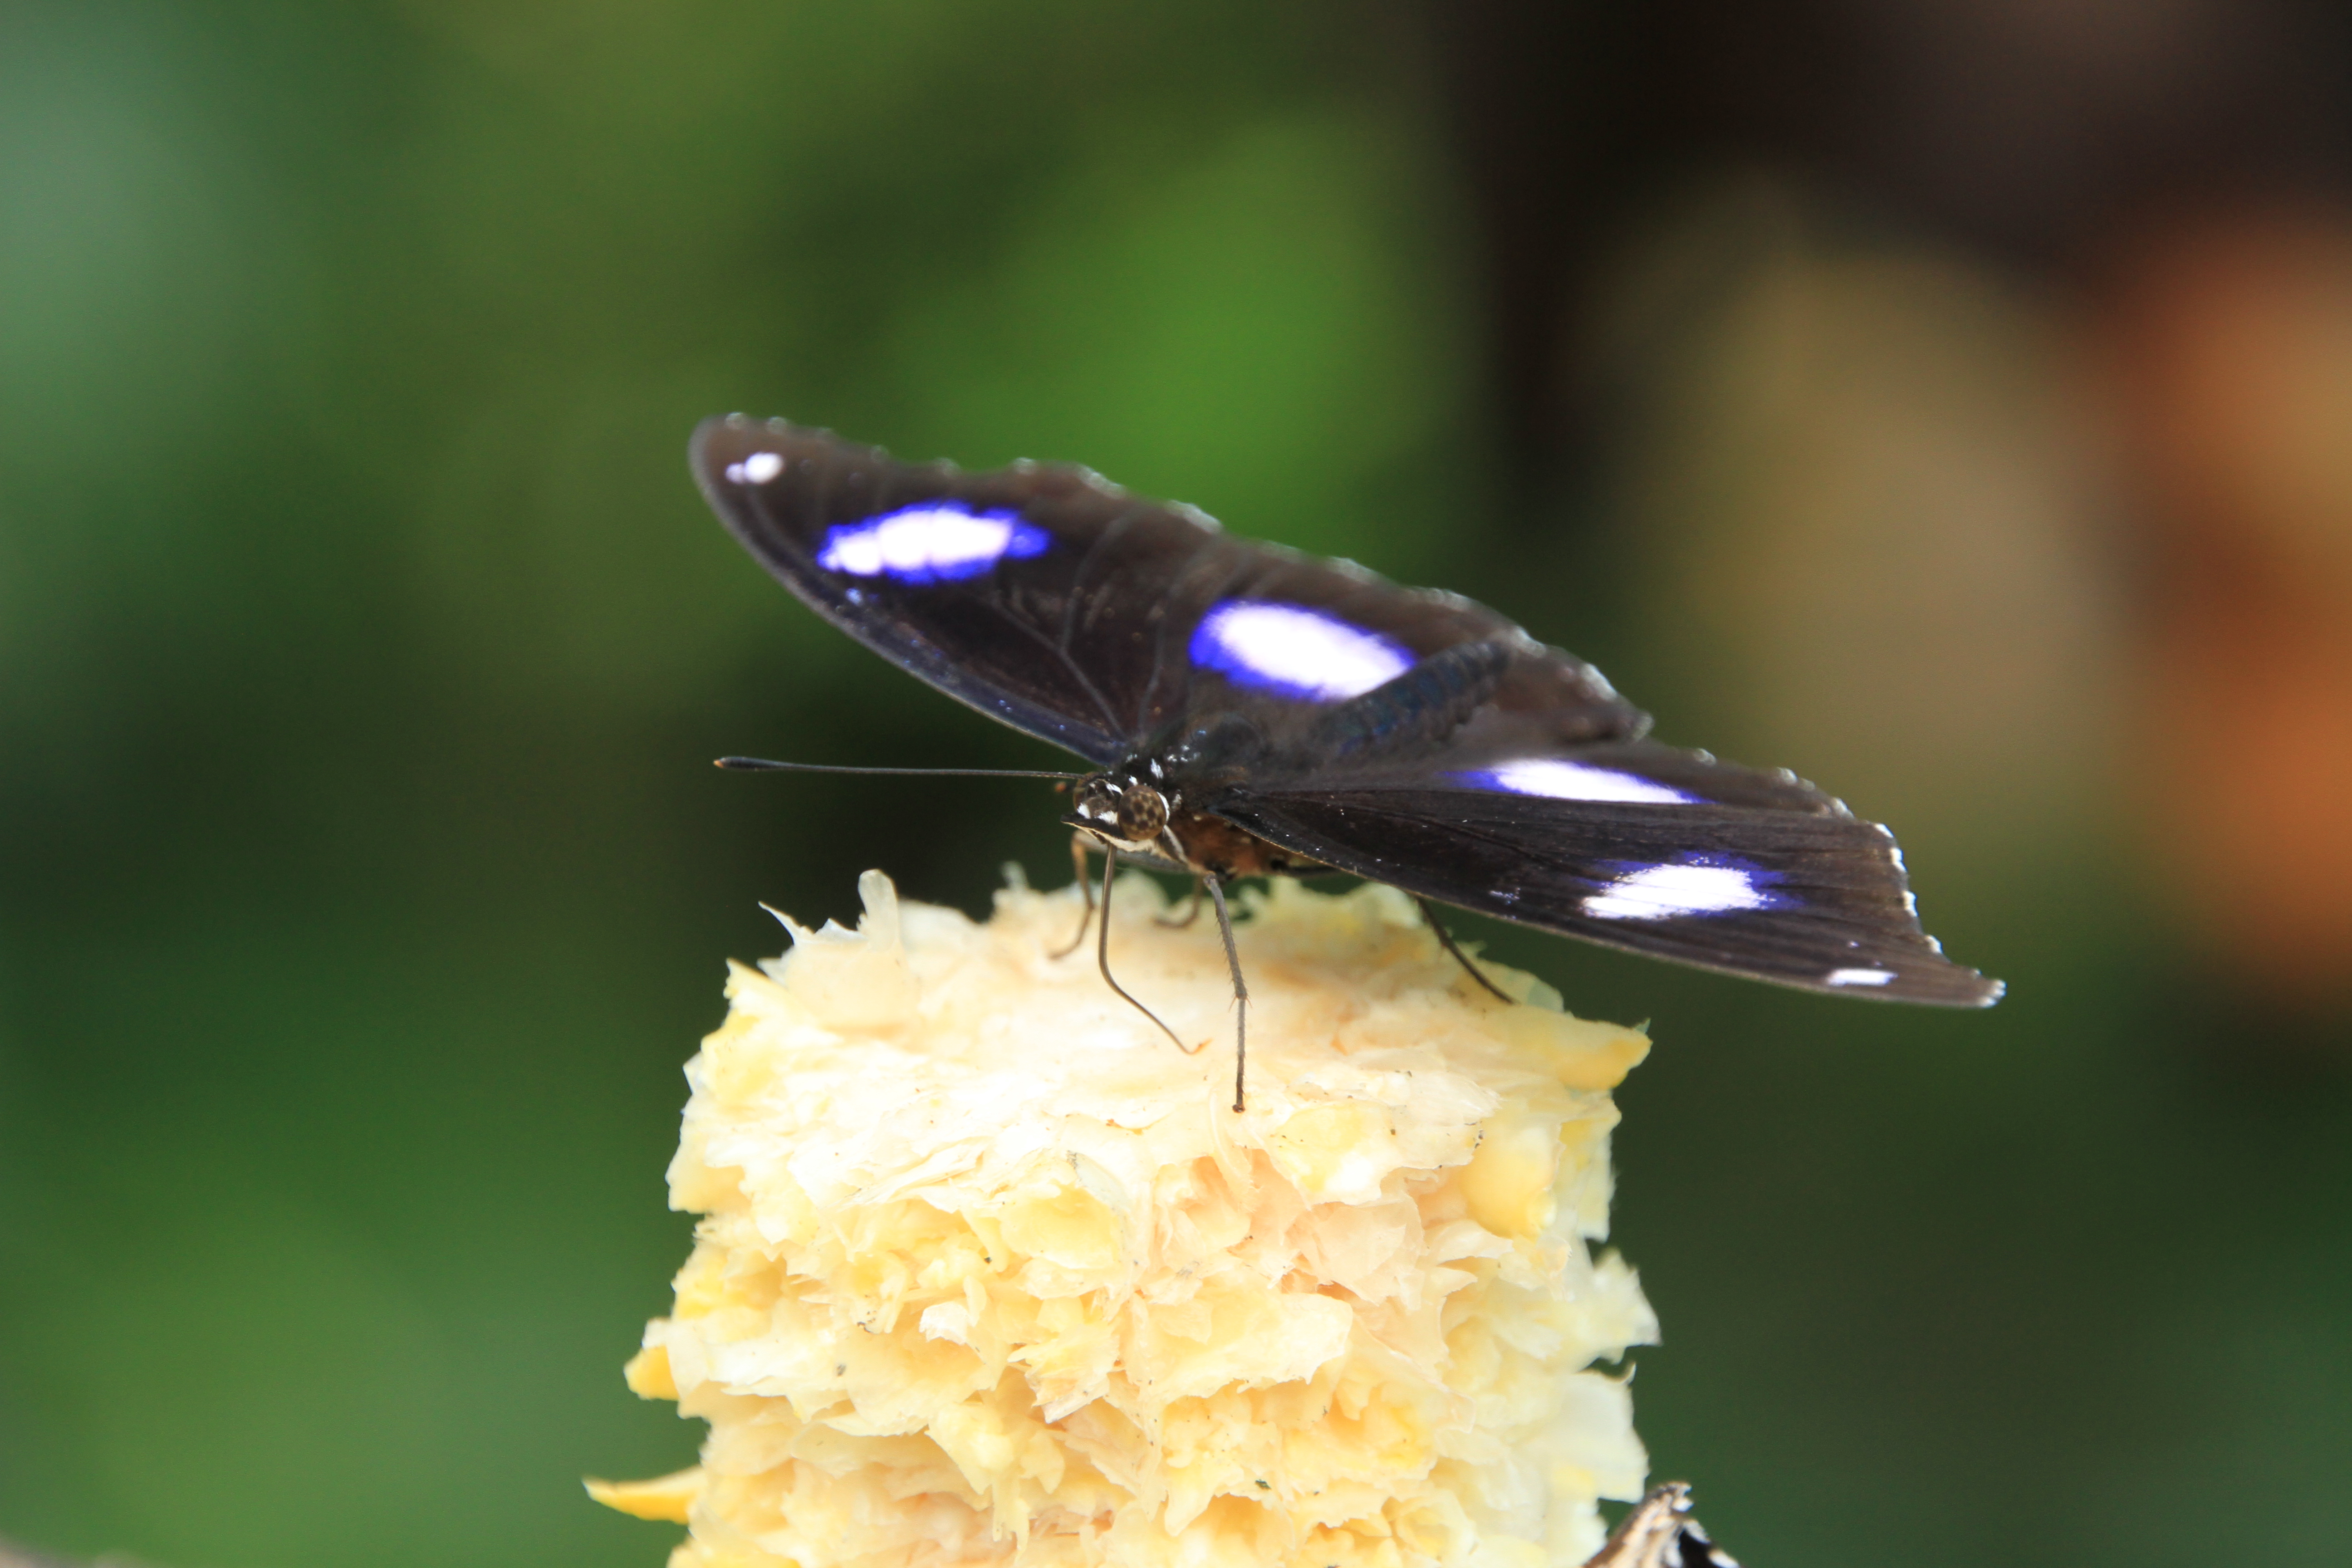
5;2;2351;1564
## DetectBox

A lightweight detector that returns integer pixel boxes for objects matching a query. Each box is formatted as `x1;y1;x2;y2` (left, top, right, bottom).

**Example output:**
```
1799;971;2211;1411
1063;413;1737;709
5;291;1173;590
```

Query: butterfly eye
1115;784;1169;842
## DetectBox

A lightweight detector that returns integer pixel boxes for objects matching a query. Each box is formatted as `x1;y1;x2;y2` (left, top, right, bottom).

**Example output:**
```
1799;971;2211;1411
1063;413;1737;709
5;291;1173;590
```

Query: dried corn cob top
595;870;1659;1568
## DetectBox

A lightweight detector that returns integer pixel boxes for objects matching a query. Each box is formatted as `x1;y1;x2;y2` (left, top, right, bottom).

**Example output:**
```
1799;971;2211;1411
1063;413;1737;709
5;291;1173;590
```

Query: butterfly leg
1204;876;1250;1112
1155;879;1206;929
1092;848;1189;1054
1048;832;1095;960
1414;896;1514;1004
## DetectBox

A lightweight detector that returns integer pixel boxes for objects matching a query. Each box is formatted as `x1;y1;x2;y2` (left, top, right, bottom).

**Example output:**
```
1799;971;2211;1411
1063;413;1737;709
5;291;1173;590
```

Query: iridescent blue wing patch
1579;853;1792;921
1445;756;1703;804
812;502;1050;584
1186;600;1414;700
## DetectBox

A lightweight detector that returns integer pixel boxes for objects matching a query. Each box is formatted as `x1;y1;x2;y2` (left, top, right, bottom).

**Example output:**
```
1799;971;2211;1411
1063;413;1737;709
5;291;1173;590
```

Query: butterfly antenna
716;756;1082;780
1091;850;1190;1058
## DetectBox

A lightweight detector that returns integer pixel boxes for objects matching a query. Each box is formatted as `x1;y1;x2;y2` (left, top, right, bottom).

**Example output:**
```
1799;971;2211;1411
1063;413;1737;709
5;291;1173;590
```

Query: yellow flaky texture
614;870;1659;1568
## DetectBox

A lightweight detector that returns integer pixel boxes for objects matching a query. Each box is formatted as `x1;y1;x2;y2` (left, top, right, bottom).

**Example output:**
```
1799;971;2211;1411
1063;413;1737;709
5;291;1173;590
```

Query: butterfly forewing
693;416;1643;764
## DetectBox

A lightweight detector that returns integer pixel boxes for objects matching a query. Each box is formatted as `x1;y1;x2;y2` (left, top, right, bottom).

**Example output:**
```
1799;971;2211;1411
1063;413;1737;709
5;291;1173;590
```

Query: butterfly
695;416;2000;1109
1584;1484;1740;1568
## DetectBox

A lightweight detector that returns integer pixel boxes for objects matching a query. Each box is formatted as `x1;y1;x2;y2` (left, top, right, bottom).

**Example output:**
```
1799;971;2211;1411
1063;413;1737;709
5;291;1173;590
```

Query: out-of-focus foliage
0;4;2347;1568
0;5;1477;1565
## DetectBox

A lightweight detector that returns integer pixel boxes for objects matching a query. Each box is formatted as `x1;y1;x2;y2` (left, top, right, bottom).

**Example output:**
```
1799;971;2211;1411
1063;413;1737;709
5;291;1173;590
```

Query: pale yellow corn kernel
599;870;1659;1566
625;1343;680;1401
585;1466;704;1523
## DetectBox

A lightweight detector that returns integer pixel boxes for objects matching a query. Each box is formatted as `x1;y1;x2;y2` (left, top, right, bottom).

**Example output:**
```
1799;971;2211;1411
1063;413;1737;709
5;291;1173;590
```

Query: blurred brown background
1;2;2347;1565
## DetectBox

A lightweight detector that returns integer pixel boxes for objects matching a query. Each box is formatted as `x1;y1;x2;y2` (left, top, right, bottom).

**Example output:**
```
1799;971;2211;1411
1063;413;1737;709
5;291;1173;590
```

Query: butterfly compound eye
1115;782;1169;843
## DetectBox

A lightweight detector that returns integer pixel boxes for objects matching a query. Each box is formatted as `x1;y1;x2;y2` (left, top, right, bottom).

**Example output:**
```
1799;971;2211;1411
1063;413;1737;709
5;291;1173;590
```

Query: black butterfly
696;416;1999;1108
1583;1483;1741;1568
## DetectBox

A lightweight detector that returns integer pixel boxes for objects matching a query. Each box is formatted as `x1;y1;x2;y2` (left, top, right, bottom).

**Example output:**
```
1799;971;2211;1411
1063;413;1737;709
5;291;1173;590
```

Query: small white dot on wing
735;450;784;484
1827;966;1898;987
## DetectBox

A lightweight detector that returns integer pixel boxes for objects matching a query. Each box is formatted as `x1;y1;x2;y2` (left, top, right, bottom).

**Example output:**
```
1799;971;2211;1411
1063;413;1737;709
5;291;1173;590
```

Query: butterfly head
1067;771;1171;854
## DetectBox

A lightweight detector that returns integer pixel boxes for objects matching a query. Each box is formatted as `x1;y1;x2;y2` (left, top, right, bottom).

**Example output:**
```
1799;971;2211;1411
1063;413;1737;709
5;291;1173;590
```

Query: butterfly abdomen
1171;808;1324;880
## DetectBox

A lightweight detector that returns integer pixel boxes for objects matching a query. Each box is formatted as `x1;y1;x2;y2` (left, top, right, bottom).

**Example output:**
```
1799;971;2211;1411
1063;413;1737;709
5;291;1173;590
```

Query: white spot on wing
1827;966;1897;987
815;502;1050;585
738;450;785;484
1452;757;1700;804
1583;858;1781;921
1187;600;1412;701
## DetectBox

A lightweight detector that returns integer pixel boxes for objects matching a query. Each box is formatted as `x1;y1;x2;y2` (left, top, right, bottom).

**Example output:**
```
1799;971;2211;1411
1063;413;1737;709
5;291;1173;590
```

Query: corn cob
594;870;1659;1567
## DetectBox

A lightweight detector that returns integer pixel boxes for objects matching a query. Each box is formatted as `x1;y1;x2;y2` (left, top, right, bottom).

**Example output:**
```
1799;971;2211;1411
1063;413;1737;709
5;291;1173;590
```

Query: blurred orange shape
2112;211;2352;1002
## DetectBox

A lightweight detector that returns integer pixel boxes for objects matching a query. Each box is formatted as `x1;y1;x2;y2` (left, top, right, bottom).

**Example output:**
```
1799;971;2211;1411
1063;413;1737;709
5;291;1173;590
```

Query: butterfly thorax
1066;769;1319;880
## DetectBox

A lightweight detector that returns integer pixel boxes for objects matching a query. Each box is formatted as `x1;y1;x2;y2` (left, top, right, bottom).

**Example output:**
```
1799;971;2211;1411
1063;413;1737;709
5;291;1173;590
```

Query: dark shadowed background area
4;3;2351;1564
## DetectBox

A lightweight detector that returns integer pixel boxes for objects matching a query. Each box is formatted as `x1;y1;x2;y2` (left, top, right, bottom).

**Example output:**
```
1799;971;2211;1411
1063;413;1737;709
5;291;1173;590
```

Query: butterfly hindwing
1210;743;1999;1006
693;416;1644;765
